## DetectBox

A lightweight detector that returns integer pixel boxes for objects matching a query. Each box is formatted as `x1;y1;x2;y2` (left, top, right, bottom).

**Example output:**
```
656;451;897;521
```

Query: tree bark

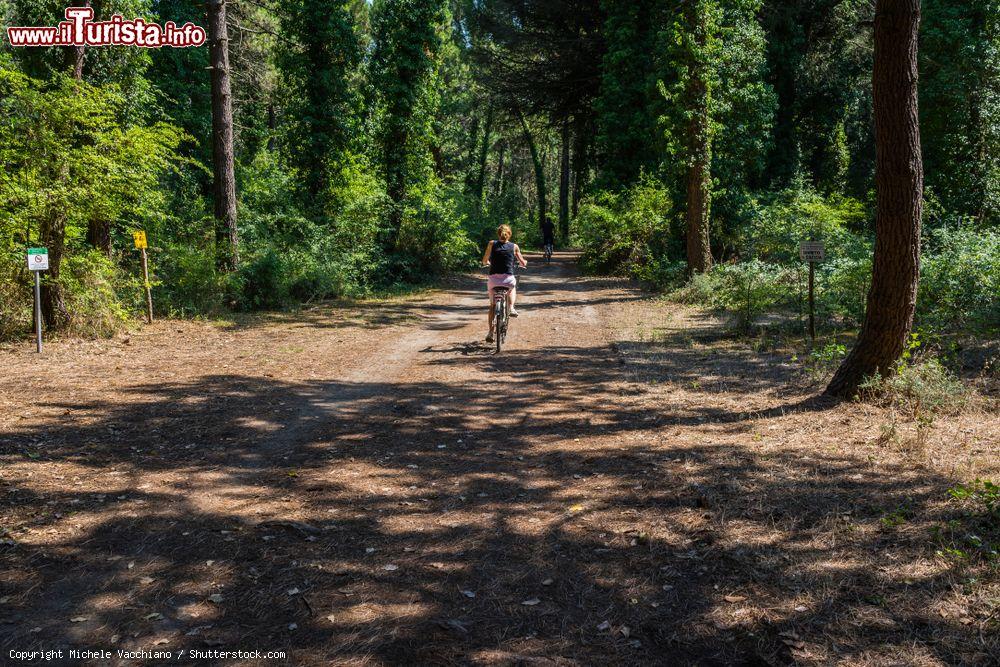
492;139;506;199
519;113;547;232
65;1;90;79
208;0;239;270
86;220;112;257
64;1;111;257
474;103;494;209
40;209;70;329
572;119;588;219
684;2;713;275
384;123;408;252
826;0;923;398
559;119;570;240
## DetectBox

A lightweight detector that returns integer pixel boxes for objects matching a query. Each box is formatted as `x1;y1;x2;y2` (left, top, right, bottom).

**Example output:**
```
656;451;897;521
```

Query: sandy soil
0;253;997;666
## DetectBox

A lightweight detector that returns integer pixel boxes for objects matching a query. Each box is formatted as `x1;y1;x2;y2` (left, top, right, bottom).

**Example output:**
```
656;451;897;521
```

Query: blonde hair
497;225;513;241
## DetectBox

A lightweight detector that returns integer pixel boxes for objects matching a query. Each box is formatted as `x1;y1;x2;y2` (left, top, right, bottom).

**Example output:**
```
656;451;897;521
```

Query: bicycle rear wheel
494;298;505;354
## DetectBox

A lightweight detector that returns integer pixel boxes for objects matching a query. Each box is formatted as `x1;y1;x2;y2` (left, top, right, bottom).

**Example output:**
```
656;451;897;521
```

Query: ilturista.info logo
6;7;206;48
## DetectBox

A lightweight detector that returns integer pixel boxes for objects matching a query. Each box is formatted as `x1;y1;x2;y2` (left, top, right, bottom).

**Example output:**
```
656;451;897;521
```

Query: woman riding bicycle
482;224;527;343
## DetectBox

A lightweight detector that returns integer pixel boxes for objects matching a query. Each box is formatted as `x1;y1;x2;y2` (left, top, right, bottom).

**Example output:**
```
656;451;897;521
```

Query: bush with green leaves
0;63;186;336
747;186;868;263
576;178;677;285
0;252;31;340
859;355;969;418
817;249;872;327
59;250;131;337
674;260;799;330
918;225;1000;334
709;260;799;330
152;243;226;317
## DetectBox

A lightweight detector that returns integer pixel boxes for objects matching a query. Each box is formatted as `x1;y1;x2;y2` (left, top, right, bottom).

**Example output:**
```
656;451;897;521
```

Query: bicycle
543;243;554;264
491;285;512;354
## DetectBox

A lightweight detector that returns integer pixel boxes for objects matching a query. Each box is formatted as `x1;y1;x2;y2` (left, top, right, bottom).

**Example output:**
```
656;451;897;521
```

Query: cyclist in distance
541;215;556;259
482;224;528;343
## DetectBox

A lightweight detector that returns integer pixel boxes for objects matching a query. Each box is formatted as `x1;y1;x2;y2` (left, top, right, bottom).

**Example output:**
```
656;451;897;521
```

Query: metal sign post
27;248;49;353
799;241;825;342
134;231;153;324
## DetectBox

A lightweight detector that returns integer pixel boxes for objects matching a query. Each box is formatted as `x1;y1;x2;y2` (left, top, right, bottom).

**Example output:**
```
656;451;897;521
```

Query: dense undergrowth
577;180;1000;345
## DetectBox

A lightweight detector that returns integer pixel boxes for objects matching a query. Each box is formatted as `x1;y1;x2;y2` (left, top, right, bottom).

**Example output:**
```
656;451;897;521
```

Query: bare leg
508;287;517;310
488;298;496;333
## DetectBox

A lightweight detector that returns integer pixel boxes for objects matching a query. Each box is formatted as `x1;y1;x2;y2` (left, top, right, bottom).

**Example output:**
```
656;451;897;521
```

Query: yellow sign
133;231;147;249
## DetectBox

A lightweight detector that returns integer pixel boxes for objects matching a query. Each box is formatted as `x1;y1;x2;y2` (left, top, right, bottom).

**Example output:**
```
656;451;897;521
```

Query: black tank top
490;240;516;275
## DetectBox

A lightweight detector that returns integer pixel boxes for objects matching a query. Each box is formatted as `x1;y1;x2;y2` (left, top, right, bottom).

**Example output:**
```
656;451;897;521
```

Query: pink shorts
488;274;517;297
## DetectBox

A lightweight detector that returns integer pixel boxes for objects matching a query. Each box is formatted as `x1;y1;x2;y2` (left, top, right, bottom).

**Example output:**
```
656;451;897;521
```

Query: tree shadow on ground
1;331;993;664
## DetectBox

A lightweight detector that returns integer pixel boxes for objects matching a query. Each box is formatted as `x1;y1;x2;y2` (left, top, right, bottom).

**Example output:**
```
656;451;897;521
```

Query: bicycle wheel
494;298;505;354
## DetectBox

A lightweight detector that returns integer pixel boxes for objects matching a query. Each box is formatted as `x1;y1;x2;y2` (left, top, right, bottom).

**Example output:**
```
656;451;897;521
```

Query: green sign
27;247;49;271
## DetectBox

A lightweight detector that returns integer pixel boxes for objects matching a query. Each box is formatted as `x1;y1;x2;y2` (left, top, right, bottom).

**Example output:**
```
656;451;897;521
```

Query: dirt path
1;255;997;666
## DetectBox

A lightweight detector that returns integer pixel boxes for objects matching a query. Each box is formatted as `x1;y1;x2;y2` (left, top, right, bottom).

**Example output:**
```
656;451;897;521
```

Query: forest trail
1;255;996;665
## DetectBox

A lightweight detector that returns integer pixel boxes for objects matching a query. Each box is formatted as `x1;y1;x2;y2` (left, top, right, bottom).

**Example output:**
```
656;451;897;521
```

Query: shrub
396;189;476;281
709;260;798;330
59;250;130;338
859;355;969;418
576;178;677;286
748;187;867;263
0;252;31;340
805;341;847;379
949;480;1000;517
919;226;1000;334
938;480;1000;562
153;243;226;316
817;250;871;326
233;250;294;311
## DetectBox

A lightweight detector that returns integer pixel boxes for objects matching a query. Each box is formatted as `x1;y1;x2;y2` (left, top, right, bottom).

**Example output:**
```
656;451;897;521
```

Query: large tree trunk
492;139;506;199
684;3;712;275
559;119;570;241
208;0;239;270
826;0;923;398
519;113;547;232
65;1;89;79
65;1;112;257
384;123;408;252
572;119;588;219
474;103;494;208
86;220;112;257
40;209;70;329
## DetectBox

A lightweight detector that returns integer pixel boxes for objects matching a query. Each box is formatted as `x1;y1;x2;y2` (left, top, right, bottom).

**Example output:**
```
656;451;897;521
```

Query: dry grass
1;258;997;665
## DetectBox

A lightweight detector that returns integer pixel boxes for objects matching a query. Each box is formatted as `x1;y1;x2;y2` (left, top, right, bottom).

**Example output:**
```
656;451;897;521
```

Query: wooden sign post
27;248;48;353
799;241;825;342
133;231;153;324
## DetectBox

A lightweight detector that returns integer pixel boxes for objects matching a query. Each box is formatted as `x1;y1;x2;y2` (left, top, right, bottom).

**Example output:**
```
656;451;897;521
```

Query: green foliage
708;260;798;330
278;0;361;209
576;178;679;284
805;341;847;378
949;480;1000;517
369;0;448;249
818;251;871;327
921;0;1000;224
594;0;665;188
748;187;868;262
936;480;1000;563
858;355;970;419
0;252;32;340
152;243;226;317
59;250;131;337
919;225;1000;334
0;61;186;334
673;260;798;330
